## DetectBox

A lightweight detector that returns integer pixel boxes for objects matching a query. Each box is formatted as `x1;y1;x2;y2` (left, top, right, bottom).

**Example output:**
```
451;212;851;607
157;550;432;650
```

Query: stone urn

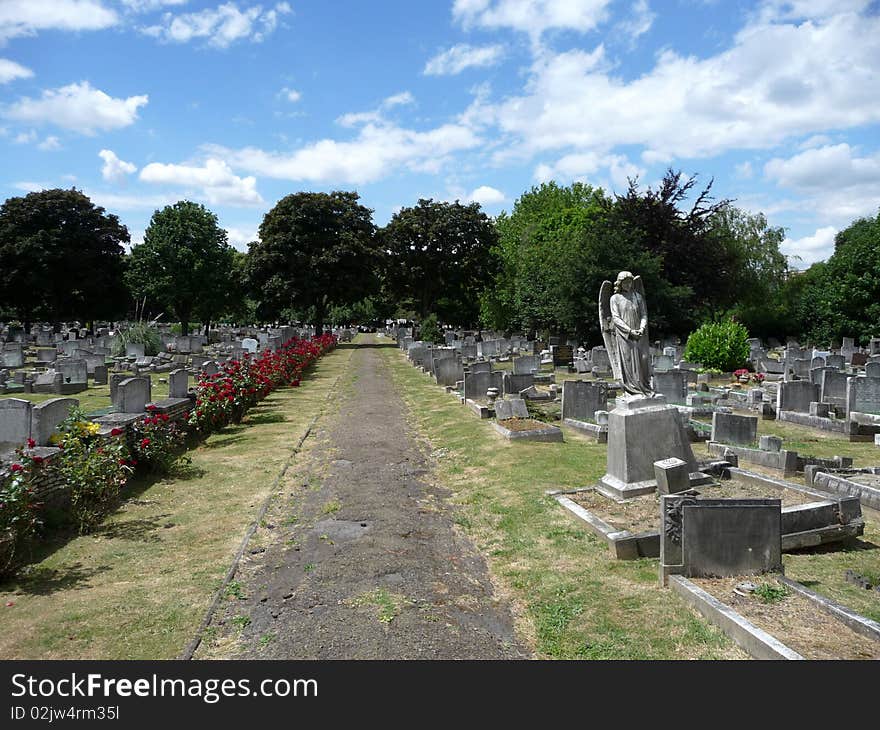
486;387;499;406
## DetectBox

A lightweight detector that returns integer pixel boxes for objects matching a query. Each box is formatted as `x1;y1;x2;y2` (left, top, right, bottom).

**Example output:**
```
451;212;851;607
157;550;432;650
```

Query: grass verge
0;345;353;659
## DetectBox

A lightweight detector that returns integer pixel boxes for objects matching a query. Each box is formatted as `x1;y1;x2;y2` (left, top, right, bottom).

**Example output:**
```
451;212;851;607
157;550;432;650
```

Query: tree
382;199;497;326
0;188;129;329
247;191;378;335
126;201;234;335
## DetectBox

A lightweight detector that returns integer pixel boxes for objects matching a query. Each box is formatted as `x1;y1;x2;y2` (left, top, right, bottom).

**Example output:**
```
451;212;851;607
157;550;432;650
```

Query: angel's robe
610;289;653;396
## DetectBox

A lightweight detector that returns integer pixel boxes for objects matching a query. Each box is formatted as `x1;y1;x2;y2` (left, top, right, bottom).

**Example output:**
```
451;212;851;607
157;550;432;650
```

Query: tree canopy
382;198;497;326
0;188;129;327
247;191;379;335
126;200;235;335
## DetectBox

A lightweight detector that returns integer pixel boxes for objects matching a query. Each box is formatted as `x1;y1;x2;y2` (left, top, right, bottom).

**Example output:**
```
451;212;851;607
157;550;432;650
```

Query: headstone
494;397;529;421
93;364;108;385
851;352;868;367
463;370;502;400
203;361;220;376
826;354;845;370
777;380;819;414
652;370;688;405
241;338;259;354
0;398;32;449
866;362;880;379
821;370;849;407
31;397;77;446
654;458;690;495
57;359;87;387
653;354;674;371
512;355;540;375
551;345;573;367
434;357;463;387
711;412;758;446
36;347;57;363
747;387;764;405
760;435;783;452
168;369;189;399
502;372;535;395
468;361;491;375
561;380;608;423
113;377;150;414
1;343;24;368
847;376;880;416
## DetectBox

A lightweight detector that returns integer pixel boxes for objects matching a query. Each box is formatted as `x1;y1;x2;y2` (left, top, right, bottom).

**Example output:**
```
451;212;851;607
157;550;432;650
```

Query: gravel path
207;339;529;659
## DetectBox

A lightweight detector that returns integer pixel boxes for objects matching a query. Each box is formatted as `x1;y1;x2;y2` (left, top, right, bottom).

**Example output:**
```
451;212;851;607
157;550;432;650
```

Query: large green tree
247;191;379;335
126;201;234;335
0;188;129;329
382;198;497;326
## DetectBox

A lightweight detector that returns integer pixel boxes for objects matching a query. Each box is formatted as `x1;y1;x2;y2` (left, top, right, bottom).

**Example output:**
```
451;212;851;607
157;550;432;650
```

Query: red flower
10;463;23;473
31;456;44;464
27;438;35;448
110;428;124;437
146;404;158;412
140;438;151;449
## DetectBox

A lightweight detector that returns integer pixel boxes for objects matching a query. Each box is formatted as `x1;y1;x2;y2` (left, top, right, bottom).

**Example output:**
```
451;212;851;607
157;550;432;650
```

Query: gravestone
851;352;868;367
653;354;674;371
460;344;477;359
810;366;835;385
36;347;56;363
169;369;189;399
109;373;129;403
502;372;534;395
468;361;492;375
241;338;259;354
125;342;145;359
821;370;849;407
552;345;573;367
561;380;607;423
93;364;108;385
1;344;23;368
711;412;758;446
57;359;88;393
512;355;540;375
777;380;819;414
847;376;880;416
0;398;32;449
31;397;77;446
114;378;150;413
652;370;688;405
463;370;503;400
866;362;880;379
661;496;782;581
434;357;463;387
826;354;845;370
494;397;530;421
202;361;220;376
654;457;690;495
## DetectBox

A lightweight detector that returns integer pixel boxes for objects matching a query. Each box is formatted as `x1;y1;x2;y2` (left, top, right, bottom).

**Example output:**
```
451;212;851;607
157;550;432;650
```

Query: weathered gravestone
502;372;534;395
494;397;530;421
711;412;758;446
777;380;819;414
31;397;77;446
851;352;868;367
652;370;688;405
866;362;880;379
561;380;607;423
434;357;463;387
241;338;259;354
1;344;23;368
552;344;573;367
0;398;32;450
654;457;690;495
125;343;145;359
113;378;150;414
169;369;189;399
847;376;880;416
821;370;849;408
468;361;492;375
56;359;88;394
202;361;220;376
660;495;782;582
826;354;845;370
93;364;108;385
463;370;503;400
512;355;540;375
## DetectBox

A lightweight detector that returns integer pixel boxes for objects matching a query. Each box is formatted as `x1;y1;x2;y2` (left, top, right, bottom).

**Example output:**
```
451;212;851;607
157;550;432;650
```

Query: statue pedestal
598;397;711;500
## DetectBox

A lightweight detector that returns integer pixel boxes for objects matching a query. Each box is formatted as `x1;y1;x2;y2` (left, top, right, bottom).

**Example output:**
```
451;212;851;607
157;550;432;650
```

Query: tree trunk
179;310;190;336
313;304;325;339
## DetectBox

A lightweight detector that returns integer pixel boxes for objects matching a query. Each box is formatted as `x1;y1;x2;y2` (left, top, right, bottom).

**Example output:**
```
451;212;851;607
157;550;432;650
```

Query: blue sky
1;0;879;267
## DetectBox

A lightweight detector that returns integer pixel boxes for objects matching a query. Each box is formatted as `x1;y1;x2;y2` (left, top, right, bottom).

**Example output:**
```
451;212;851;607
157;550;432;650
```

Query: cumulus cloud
463;8;880;162
224;225;259;250
99;149;137;182
453;0;612;41
467;185;506;206
0;58;33;84
37;135;61;151
534;151;644;191
278;87;301;103
782;225;838;267
0;0;118;43
13;129;36;144
3;81;148;135
424;44;505;76
141;1;291;48
206;117;481;185
616;0;655;42
121;0;188;12
139;158;263;206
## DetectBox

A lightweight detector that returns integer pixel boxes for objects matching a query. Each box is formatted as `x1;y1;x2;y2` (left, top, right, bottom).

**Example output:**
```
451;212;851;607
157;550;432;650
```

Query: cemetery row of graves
392;324;880;659
0;322;337;578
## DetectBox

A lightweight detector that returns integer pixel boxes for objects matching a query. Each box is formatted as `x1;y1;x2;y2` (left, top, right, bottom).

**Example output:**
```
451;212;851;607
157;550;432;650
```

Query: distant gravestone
434;357;463;387
57;359;87;386
202;361;220;376
468;361;492;375
494;397;529;421
652;370;688;405
552;345;573;367
866;362;880;379
654;458;690;495
826;354;845;370
169;369;189;399
777;380;819;413
561;380;607;423
851;352;868;367
36;347;56;363
93;364;108;385
821;370;849;407
125;342;145;359
1;344;24;368
241;338;258;354
711;412;758;446
463;370;503;400
512;355;540;375
847;376;880;416
114;377;150;413
502;372;535;395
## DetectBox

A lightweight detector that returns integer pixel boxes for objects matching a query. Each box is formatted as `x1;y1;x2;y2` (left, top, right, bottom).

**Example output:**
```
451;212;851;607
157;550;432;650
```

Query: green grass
384;347;741;659
0;345;354;659
346;588;410;624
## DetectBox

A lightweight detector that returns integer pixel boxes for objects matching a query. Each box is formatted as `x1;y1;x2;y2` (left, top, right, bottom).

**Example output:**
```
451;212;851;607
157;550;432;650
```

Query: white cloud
336;92;415;128
735;161;754;179
782;225;838;266
37;135;61;151
467;185;506;205
121;0;188;12
142;1;291;48
4;81;148;135
764;143;880;223
0;58;33;83
616;0;655;42
139;158;263;206
424;44;505;76
453;0;612;41
383;91;415;108
0;0;118;43
278;86;301;103
224;225;258;250
13;129;36;144
533;151;644;191
207;118;481;185
99;149;137;182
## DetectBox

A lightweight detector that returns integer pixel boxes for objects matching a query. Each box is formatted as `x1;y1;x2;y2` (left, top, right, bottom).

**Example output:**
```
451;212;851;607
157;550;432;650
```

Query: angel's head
614;271;634;293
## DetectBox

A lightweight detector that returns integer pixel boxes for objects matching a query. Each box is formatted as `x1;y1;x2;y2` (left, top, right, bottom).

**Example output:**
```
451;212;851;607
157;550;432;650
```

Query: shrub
418;314;443;344
683;320;750;372
111;322;162;357
0;442;44;577
131;406;190;475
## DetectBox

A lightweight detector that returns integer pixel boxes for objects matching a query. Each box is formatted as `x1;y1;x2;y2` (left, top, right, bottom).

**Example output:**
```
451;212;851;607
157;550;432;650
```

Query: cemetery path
207;339;529;659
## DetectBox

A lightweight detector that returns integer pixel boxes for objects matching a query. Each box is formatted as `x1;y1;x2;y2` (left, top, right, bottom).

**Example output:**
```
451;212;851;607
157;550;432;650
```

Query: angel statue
598;271;654;397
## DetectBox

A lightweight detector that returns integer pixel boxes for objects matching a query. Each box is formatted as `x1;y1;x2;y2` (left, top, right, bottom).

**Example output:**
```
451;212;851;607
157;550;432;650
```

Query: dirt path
202;338;529;659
